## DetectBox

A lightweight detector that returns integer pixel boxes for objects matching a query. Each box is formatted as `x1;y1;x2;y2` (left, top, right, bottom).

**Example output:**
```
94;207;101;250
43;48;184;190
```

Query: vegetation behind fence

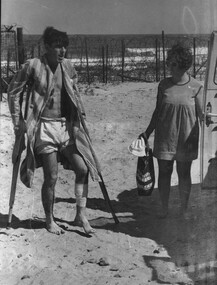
1;26;209;91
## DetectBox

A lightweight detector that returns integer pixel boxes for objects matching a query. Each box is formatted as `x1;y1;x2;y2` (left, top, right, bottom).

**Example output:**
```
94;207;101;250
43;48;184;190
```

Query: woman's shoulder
189;76;203;88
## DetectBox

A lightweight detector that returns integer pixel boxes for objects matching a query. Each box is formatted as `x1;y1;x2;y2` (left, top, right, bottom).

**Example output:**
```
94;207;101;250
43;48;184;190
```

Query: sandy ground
1;82;217;285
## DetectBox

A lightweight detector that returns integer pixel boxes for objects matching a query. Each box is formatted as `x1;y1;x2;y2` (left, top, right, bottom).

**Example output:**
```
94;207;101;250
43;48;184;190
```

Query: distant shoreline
23;33;210;47
23;33;210;37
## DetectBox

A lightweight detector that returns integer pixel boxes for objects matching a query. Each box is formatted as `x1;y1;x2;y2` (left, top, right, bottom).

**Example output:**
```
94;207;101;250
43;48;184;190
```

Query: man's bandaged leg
75;183;88;207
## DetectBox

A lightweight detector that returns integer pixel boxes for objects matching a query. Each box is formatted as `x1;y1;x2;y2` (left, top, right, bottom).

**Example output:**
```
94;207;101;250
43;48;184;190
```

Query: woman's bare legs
176;160;192;215
157;159;174;218
62;144;95;234
41;152;64;234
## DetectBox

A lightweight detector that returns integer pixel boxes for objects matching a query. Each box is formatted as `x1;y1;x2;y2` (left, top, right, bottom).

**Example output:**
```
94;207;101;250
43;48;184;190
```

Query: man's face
46;42;67;64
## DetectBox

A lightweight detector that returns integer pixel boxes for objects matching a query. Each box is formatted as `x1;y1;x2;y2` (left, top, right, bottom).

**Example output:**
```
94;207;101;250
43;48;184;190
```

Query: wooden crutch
73;86;119;224
7;132;25;228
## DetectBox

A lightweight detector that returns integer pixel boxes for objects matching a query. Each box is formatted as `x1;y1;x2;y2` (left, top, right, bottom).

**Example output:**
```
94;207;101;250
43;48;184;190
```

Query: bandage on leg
75;183;88;207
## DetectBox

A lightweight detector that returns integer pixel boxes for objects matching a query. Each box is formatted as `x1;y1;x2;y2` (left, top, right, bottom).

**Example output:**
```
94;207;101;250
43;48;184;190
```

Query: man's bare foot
46;220;65;235
73;215;96;235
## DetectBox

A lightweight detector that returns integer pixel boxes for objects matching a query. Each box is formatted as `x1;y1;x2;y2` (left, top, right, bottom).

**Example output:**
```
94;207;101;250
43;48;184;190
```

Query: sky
2;0;217;35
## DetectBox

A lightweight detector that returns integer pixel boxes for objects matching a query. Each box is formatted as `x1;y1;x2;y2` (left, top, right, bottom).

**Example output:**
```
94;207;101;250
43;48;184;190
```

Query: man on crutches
8;26;118;235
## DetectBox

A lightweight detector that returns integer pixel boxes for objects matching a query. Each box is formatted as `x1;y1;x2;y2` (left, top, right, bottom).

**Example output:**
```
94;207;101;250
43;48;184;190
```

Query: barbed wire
1;31;209;91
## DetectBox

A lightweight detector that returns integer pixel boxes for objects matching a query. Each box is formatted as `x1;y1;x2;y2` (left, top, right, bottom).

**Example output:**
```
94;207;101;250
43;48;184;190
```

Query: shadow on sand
47;182;217;283
2;183;217;283
86;184;217;284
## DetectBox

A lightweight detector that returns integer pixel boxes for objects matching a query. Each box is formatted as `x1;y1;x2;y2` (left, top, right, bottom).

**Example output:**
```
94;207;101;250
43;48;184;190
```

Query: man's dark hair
43;26;69;47
166;43;193;71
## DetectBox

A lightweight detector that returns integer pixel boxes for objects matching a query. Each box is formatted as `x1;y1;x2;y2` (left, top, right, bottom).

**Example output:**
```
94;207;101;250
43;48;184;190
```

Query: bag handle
145;138;150;152
138;133;150;152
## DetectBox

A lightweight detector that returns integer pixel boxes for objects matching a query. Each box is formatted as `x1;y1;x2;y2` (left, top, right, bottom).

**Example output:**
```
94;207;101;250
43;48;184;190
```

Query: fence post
105;44;108;84
162;30;166;79
7;50;11;78
121;39;125;82
85;38;90;85
0;30;2;101
38;45;41;58
193;37;196;78
80;37;83;67
102;46;105;83
0;0;1;100
31;46;35;58
17;27;25;67
155;38;159;82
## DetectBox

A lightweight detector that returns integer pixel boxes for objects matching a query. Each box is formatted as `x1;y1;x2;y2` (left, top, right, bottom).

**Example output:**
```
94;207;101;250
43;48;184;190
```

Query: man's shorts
35;117;75;155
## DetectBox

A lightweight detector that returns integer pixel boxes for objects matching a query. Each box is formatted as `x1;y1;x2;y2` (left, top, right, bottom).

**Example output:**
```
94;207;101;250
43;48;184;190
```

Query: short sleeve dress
153;76;203;161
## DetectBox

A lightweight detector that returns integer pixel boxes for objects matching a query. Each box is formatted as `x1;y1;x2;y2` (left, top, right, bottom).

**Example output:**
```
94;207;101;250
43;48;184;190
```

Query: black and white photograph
1;0;217;284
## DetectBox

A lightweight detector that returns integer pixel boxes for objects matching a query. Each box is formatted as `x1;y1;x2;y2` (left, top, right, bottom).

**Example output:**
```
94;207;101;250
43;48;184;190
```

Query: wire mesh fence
1;28;18;93
1;27;210;93
29;33;209;84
